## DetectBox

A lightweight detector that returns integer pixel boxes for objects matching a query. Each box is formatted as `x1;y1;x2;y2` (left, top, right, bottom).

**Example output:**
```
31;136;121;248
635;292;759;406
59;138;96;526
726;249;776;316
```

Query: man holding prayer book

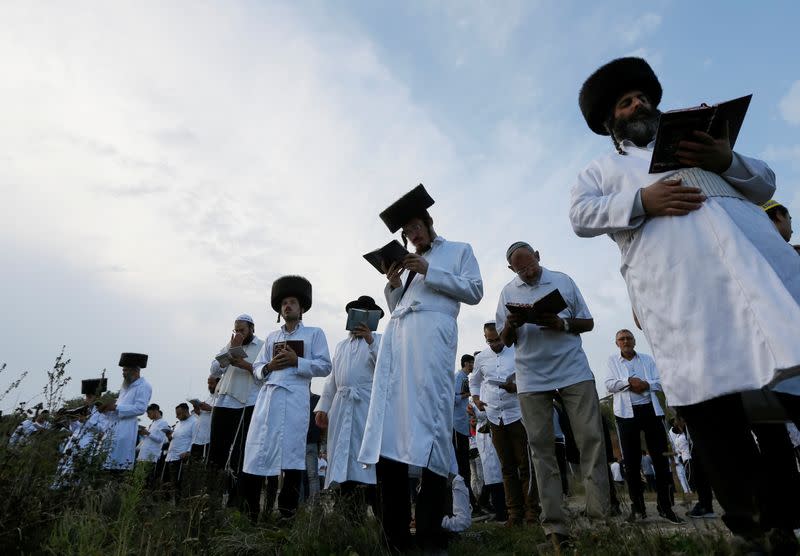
242;275;332;522
207;314;264;509
314;295;383;514
359;184;483;552
496;242;609;549
570;57;800;551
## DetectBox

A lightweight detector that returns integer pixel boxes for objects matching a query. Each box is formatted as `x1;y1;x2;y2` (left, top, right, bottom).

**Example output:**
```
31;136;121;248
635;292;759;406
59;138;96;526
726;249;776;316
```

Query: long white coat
570;145;800;406
472;406;503;485
359;236;483;477
243;323;331;477
104;377;152;469
315;333;381;487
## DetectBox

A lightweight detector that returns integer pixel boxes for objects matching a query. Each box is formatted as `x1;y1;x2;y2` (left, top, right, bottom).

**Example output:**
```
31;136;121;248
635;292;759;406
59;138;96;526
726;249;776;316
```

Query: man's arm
605;358;629;394
423;244;484;305
291;329;332;379
570;164;646;237
117;381;152;418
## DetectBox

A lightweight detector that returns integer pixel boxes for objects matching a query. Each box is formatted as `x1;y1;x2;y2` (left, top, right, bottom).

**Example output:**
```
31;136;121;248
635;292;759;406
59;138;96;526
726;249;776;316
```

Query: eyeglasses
513;261;538;275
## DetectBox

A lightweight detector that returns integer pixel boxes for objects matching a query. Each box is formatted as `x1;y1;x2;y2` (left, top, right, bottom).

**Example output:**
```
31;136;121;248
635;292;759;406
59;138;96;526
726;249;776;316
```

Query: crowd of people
7;57;800;555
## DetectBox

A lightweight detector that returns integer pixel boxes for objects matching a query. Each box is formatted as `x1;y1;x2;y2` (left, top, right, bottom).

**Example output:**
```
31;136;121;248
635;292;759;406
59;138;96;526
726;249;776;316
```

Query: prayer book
345;308;382;332
486;373;516;386
505;289;568;323
273;340;305;358
214;345;249;366
648;94;752;173
363;240;409;274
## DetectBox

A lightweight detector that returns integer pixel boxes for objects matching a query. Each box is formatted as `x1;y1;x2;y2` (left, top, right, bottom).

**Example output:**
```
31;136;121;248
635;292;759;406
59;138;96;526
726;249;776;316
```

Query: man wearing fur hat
314;295;384;512
359;184;483;551
570;57;800;549
101;353;152;470
207;314;265;508
242;276;331;521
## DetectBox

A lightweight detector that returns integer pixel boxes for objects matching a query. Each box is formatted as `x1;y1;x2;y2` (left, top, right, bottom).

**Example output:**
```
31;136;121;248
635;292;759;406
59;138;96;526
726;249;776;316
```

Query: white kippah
235;314;254;324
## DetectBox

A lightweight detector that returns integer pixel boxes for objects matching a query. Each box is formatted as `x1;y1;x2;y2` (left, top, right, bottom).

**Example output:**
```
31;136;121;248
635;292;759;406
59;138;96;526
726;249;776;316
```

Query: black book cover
363;240;409;274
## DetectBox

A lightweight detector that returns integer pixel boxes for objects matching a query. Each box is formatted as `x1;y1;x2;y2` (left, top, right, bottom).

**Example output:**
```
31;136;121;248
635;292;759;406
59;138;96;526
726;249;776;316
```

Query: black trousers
680;392;800;538
615;403;672;514
684;457;713;510
338;481;377;520
208;405;256;507
487;482;507;521
453;431;477;506
554;441;569;496
376;458;448;552
241;470;302;522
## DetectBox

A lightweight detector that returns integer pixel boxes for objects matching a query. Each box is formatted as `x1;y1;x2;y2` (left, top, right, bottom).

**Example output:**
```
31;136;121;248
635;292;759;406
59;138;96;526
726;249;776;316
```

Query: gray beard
613;110;660;147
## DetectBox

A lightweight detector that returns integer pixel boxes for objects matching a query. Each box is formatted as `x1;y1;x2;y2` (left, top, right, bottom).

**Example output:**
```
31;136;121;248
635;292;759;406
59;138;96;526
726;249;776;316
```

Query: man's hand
472;396;487;411
139;427;149;436
230;331;245;348
402;254;429;275
506;312;525;329
675;122;733;174
99;402;117;413
315;411;328;429
229;356;252;371
628;377;650;394
180;452;190;461
531;313;565;331
268;344;299;371
352;323;374;345
641;177;706;217
499;382;518;393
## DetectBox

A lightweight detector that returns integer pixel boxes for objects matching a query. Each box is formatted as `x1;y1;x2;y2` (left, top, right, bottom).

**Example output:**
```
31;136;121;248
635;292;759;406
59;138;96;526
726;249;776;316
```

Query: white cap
235;314;254;324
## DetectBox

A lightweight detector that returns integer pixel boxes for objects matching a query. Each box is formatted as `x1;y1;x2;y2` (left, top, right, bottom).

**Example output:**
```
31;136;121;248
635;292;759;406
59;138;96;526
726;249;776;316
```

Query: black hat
81;378;108;396
271;275;312;313
379;184;435;233
345;295;385;319
579;57;662;136
119;353;148;368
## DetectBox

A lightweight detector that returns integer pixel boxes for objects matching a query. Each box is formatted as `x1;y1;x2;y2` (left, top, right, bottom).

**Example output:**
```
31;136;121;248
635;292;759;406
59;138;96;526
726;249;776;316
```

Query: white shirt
453;369;471;435
191;395;214;446
605;352;664;419
137;417;170;462
166;415;197;462
469;345;521;426
495;267;595;393
570;144;800;405
668;428;691;463
610;461;623;482
318;457;327;477
209;336;265;408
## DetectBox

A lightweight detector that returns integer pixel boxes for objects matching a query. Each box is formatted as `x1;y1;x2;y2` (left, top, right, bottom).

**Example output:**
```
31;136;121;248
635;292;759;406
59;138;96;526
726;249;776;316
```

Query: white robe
472;406;503;485
570;144;800;406
104;377;152;469
53;407;110;485
315;333;381;487
137;417;170;463
359;236;483;477
243;322;331;476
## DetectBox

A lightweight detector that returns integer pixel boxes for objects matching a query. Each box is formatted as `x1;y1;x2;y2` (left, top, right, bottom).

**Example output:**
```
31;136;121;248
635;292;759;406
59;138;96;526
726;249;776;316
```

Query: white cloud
779;80;800;125
618;13;663;45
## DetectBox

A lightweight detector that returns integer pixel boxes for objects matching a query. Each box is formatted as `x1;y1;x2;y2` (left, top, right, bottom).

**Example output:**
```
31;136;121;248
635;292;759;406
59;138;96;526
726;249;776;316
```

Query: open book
346;308;382;332
486;372;516;386
363;240;409;274
273;340;305;359
214;345;248;366
505;289;568;324
649;94;752;173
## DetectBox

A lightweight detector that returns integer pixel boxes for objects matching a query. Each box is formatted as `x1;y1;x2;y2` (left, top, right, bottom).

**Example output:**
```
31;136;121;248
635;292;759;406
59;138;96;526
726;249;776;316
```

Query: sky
2;1;799;414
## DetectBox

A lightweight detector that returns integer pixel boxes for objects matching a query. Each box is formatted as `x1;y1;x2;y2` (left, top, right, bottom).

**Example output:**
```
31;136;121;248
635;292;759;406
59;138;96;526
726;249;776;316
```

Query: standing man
570;57;800;550
164;403;197;495
453;354;479;513
208;314;264;507
190;377;217;460
315;295;383;511
243;275;332;521
101;353;152;471
359;184;483;552
497;243;609;549
470;322;539;526
605;329;682;522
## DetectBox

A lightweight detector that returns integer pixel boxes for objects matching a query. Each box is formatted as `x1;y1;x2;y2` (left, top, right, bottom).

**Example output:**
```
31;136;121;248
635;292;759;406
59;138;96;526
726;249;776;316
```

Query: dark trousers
208;405;256;507
166;459;185;498
684;457;713;510
680;392;800;539
241;470;302;522
375;458;448;552
489;419;540;522
554;441;569;496
487;482;507;521
338;481;377;520
615;403;672;514
453;431;477;506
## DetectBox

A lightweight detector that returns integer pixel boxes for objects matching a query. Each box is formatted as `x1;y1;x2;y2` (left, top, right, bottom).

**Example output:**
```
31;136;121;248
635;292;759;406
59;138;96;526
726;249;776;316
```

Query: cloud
618;13;662;45
779;80;800;125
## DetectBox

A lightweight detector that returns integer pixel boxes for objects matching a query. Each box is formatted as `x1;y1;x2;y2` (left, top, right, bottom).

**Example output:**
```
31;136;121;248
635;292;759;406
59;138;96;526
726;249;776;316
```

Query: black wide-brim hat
345;295;385;318
579;57;662;135
271;275;312;313
81;378;108;396
119;353;148;368
379;184;435;233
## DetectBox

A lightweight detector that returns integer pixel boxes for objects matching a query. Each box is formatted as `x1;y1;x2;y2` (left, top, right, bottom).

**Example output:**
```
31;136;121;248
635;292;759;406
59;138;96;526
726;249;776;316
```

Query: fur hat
81;378;108;396
345;295;385;318
380;184;435;233
271;275;312;313
119;353;148;368
579;57;662;135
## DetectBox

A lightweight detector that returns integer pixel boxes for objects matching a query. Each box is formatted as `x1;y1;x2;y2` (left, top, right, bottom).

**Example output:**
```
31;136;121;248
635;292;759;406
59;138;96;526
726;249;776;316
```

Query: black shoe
660;509;684;524
626;503;647;522
686;503;717;519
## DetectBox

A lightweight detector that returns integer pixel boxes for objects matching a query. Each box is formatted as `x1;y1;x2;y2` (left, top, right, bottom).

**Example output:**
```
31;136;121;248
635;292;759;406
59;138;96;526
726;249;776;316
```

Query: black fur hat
271;275;312;313
119;353;148;368
380;184;435;233
81;378;108;396
579;57;662;135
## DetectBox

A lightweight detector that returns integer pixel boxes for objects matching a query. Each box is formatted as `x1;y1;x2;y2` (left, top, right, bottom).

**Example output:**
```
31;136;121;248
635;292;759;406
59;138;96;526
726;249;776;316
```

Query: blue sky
1;1;798;413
